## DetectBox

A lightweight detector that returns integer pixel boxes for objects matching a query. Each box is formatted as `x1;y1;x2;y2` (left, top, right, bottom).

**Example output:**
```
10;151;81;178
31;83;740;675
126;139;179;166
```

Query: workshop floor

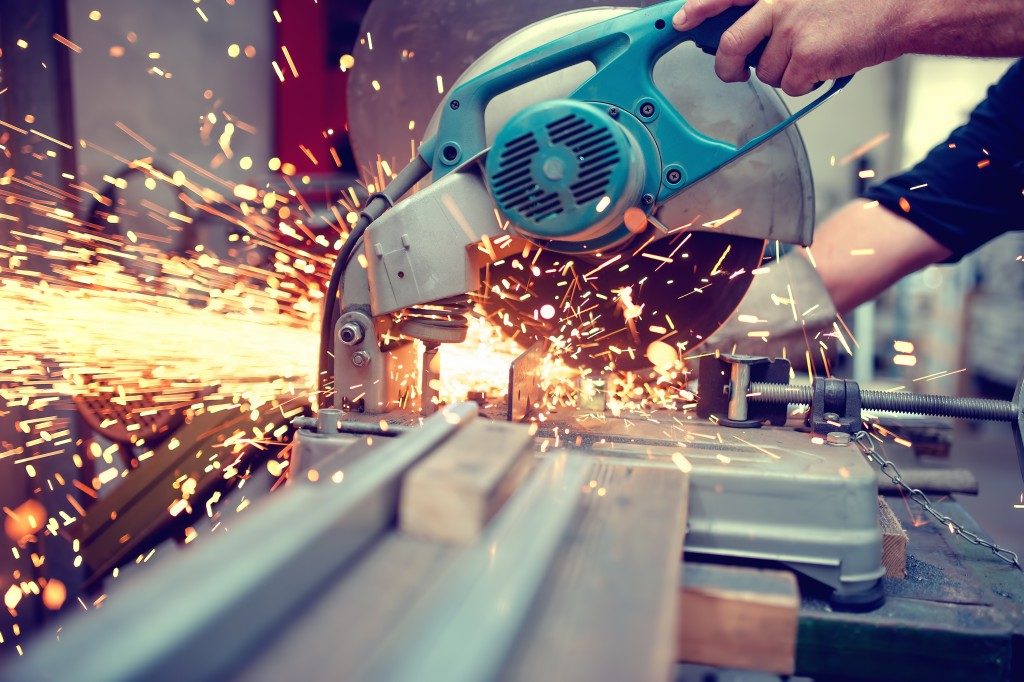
945;422;1024;559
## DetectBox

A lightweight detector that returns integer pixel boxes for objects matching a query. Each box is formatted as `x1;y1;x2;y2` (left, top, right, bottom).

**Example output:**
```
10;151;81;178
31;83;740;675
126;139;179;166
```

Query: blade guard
421;1;851;206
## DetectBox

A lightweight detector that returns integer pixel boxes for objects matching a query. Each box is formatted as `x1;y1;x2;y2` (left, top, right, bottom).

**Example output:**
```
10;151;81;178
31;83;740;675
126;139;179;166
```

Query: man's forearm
805;200;952;314
899;0;1024;57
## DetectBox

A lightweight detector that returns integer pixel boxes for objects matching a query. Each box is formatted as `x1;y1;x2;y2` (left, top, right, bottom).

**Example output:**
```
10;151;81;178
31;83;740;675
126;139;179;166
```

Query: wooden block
504;460;690;682
677;563;799;675
400;419;535;543
878;496;908;579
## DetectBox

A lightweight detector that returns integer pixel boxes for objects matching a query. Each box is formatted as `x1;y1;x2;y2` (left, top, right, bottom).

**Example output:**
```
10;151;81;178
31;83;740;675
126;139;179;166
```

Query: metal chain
853;430;1022;571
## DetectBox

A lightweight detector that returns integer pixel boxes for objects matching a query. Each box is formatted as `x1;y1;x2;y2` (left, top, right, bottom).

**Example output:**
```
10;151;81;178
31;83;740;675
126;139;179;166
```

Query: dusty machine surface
294;401;887;607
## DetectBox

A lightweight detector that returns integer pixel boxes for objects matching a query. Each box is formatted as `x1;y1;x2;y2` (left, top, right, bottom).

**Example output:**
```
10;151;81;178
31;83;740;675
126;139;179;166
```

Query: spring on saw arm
395;295;473;344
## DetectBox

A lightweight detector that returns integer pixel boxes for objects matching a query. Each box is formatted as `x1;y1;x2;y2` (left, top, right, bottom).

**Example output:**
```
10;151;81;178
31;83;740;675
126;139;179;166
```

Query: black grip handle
685;5;827;90
686;5;767;70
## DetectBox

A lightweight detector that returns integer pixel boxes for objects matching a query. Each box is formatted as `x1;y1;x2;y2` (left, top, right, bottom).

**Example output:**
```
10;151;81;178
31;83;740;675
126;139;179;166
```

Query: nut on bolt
339;321;364;346
351;350;370;367
826;431;852;446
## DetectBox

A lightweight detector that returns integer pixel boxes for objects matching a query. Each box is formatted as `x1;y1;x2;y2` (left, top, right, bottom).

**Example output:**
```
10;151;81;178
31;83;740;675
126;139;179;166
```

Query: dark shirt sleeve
864;60;1024;262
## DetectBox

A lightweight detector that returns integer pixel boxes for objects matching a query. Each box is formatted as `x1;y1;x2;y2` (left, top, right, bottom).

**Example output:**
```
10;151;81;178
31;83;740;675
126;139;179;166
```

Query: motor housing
485;100;644;253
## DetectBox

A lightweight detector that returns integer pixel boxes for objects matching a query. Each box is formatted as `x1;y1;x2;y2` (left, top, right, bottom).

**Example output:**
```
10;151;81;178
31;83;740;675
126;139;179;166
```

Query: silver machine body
294;412;885;603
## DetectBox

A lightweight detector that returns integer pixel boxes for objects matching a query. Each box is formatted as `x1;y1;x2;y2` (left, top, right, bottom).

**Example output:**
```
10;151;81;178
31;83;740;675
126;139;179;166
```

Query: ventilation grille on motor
490;131;563;224
545;113;620;205
490;112;623;227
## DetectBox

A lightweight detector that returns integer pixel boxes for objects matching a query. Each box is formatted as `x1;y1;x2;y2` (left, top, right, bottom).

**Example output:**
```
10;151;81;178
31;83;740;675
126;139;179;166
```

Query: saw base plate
563;412;885;606
296;407;885;607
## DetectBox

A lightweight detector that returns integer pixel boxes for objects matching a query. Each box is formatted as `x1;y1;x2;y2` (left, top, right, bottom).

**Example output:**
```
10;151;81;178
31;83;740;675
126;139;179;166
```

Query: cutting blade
472;231;764;372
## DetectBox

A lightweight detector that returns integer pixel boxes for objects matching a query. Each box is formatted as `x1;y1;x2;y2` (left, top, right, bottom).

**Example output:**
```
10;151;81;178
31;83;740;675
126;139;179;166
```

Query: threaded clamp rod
749;382;1019;422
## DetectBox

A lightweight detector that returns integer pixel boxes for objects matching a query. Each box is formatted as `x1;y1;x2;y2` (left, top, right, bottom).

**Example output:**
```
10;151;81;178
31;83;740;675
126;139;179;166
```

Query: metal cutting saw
323;1;850;413
303;0;1022;606
9;5;1024;679
300;0;906;609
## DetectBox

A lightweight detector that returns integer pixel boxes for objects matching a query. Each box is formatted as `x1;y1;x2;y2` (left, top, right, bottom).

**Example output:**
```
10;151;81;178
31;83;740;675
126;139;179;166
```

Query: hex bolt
338;321;364;346
351;350;370;367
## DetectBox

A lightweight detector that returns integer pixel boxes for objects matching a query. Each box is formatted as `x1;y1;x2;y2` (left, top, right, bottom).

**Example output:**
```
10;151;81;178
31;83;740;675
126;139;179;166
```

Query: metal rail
357;452;591;682
11;403;480;681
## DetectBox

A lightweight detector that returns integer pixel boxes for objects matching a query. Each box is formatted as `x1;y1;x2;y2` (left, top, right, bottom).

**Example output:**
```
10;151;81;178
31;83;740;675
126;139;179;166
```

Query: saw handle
686;5;829;91
685;5;769;71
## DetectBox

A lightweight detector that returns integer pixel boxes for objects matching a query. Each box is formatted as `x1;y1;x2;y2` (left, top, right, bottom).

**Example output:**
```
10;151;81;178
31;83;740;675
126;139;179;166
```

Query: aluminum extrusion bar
503;459;689;681
10;403;480;682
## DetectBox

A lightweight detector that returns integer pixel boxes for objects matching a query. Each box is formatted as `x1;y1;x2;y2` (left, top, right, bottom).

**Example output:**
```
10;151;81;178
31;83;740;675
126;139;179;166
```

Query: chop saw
302;0;1024;606
323;1;848;412
11;11;1024;679
301;1;908;608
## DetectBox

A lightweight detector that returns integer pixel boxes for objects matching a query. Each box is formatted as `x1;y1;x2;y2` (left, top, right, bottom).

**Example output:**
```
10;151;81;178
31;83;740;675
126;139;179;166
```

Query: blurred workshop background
0;0;1021;651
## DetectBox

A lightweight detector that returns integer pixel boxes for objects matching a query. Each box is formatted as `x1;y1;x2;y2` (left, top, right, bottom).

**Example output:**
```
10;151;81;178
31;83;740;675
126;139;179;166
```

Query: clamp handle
422;0;852;207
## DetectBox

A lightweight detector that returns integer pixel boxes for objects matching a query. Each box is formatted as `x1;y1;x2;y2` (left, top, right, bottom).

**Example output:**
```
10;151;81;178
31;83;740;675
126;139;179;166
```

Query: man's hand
673;0;903;96
674;0;1024;96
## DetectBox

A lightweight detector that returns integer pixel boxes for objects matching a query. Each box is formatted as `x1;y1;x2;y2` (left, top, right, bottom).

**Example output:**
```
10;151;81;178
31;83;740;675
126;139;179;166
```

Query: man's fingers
754;34;790;88
780;60;816;96
715;1;772;82
673;0;751;31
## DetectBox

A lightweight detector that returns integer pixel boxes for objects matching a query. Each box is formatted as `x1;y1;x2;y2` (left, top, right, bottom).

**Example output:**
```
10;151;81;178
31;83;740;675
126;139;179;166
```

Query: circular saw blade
475;232;764;372
348;3;813;370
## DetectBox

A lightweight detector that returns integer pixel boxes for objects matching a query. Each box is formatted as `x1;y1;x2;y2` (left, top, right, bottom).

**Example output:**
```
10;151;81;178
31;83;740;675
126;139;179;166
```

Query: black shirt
864;60;1024;262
